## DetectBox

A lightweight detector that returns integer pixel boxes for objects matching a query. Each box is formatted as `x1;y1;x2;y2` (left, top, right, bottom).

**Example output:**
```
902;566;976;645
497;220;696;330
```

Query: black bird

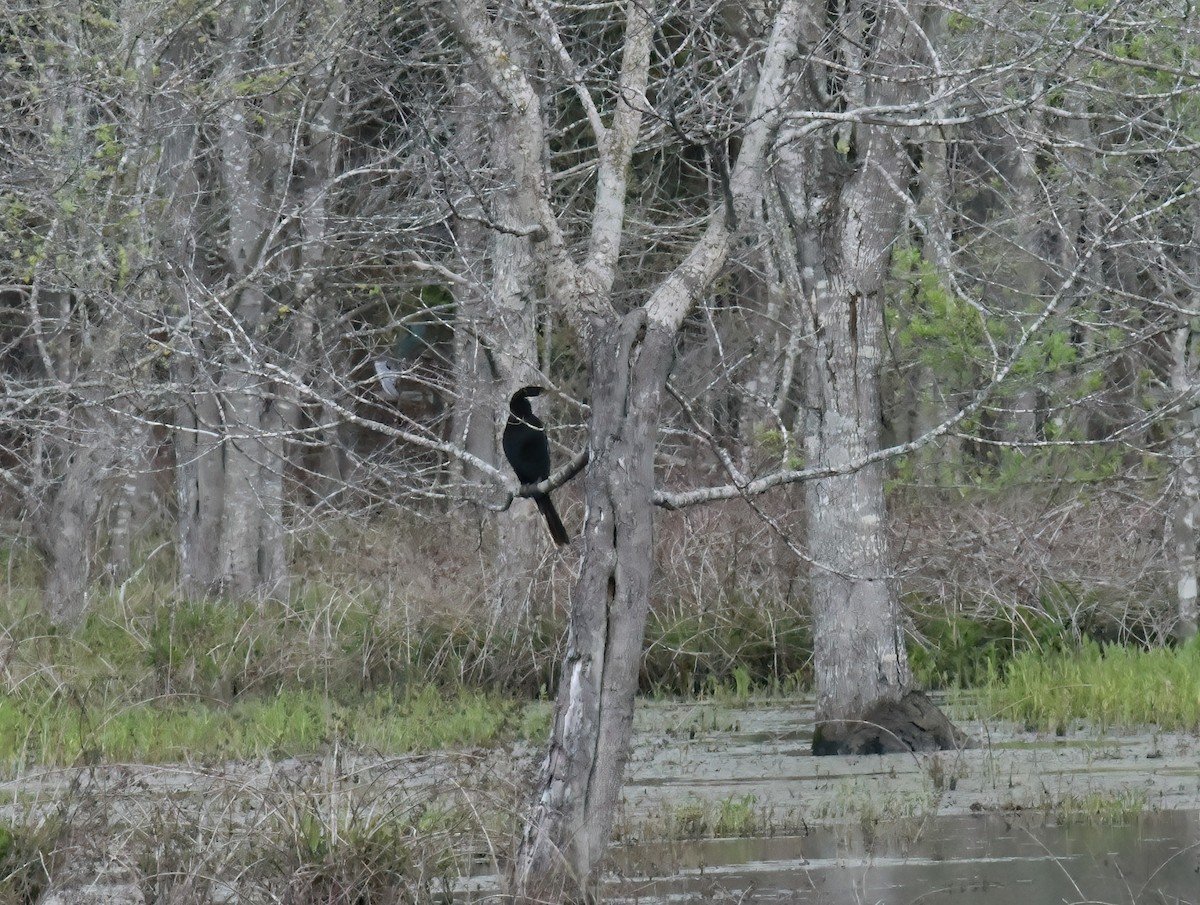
503;385;570;546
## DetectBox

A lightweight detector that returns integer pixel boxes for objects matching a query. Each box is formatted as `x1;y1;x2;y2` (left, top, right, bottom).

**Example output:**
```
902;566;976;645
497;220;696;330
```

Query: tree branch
575;0;655;321
491;446;590;512
526;0;607;144
655;174;1173;510
644;0;803;333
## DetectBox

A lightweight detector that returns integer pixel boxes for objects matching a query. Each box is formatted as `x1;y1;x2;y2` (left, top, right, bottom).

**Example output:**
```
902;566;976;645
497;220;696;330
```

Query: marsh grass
626;793;786;842
0;816;57;905
4;506;1193;902
0;684;517;770
1;747;521;905
0;517;819;771
909;609;1075;689
641;600;811;697
0;578;528;771
979;637;1200;732
1052;789;1149;824
262;772;482;904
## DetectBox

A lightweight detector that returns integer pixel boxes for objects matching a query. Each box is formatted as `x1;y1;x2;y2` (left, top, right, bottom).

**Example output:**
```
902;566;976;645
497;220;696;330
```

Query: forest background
3;0;1200;899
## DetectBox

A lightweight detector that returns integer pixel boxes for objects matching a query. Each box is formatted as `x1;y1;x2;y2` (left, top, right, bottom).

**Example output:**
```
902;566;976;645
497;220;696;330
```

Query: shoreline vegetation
2;563;1198;771
3;570;1198;903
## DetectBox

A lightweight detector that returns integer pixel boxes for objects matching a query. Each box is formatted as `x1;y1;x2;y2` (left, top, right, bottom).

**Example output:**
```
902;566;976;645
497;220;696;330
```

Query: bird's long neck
510;397;534;420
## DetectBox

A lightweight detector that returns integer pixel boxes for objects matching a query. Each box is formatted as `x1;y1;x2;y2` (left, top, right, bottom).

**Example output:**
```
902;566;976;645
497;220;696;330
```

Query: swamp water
610;810;1200;903
4;698;1198;903
601;700;1200;904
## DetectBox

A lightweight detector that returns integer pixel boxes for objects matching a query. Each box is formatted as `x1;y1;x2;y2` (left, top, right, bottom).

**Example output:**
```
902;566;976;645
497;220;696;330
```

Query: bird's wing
373;358;401;400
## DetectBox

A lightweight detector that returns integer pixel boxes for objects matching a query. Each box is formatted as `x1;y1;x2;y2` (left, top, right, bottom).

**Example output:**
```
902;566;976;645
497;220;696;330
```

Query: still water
601;700;1200;904
611;809;1199;904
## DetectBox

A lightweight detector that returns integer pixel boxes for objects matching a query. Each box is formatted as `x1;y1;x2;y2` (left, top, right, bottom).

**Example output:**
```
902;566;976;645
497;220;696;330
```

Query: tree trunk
40;439;104;624
175;358;225;595
513;313;673;902
172;335;288;600
1170;324;1200;642
443;0;804;895
289;29;345;509
488;224;546;624
210;2;287;599
775;0;960;754
802;269;912;741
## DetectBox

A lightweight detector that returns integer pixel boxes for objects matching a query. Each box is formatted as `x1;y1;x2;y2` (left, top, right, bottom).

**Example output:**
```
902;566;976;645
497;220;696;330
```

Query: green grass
641;596;812;697
643;794;767;840
7;526;1197;778
0;580;530;772
0;812;57;904
909;610;1074;690
979;637;1200;731
0;527;821;776
0;682;519;771
1052;788;1149;823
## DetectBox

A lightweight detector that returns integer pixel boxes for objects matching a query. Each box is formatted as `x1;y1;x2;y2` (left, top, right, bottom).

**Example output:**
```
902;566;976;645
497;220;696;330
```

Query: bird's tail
535;494;570;547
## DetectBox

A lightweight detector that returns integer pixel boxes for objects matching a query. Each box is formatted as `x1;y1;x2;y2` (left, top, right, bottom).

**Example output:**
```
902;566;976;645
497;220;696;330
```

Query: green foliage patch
0;680;516;773
0;817;56;905
910;610;1074;690
981;637;1200;732
642;597;812;697
1;520;820;775
652;794;765;841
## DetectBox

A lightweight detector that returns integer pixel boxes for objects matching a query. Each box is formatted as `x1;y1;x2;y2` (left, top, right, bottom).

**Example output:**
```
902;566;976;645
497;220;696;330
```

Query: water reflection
611;810;1200;904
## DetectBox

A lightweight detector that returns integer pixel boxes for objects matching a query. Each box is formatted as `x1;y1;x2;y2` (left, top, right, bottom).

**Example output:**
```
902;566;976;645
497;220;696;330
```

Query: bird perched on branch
503;385;570;546
371;321;431;401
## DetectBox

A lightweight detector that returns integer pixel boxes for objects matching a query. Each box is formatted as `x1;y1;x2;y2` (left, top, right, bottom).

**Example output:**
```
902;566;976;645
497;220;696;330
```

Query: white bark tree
1168;321;1200;641
0;0;162;622
770;0;944;750
158;0;362;599
8;17;1200;905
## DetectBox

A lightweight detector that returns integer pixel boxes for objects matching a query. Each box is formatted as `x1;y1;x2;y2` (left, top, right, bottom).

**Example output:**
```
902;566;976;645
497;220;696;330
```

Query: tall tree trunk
175;357;225;595
802;268;911;733
40;432;106;624
514;313;673;901
794;123;912;726
1167;205;1200;642
290;25;345;508
482;27;558;621
488;224;546;622
21;6;127;624
211;2;286;599
444;0;804;896
777;0;958;753
1169;326;1200;642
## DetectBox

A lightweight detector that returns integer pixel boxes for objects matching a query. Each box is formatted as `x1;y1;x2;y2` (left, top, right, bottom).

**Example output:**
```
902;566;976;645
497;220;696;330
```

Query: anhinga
502;385;570;546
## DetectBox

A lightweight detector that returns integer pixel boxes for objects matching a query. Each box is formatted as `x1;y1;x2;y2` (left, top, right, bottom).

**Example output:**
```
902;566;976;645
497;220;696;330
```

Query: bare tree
6;7;1200;902
438;0;807;896
0;0;164;622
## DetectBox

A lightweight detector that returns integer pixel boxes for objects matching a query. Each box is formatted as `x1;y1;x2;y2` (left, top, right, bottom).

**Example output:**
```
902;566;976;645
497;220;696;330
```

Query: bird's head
510;386;547;413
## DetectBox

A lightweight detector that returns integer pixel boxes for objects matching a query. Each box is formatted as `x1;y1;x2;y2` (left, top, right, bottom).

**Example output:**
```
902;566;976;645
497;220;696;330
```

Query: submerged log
812;689;974;756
